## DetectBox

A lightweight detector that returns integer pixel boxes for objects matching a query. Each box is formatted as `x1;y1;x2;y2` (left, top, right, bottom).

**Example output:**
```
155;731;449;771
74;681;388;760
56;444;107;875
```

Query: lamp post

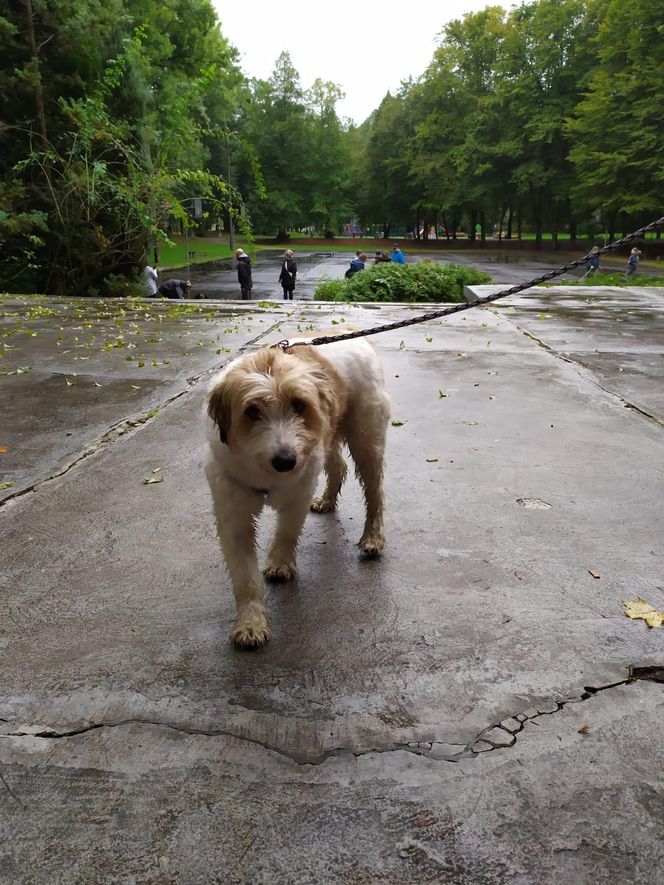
224;131;235;252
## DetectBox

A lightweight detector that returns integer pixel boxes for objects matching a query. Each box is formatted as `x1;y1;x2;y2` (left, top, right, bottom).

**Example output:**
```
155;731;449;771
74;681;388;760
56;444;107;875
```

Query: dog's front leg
209;475;270;648
264;488;314;583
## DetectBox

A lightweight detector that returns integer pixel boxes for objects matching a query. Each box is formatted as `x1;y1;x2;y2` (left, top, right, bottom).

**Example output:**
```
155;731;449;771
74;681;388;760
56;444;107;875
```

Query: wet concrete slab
1;289;663;882
469;285;664;422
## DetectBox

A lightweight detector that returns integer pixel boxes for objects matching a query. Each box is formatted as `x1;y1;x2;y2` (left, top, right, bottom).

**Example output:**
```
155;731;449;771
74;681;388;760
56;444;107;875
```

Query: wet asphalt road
179;248;660;301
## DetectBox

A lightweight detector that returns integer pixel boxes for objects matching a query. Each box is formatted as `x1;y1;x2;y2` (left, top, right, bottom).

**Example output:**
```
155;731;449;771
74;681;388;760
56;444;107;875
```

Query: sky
213;0;505;125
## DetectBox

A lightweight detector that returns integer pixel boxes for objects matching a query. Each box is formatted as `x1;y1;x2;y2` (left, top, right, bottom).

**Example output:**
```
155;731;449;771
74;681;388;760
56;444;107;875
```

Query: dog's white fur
204;337;390;648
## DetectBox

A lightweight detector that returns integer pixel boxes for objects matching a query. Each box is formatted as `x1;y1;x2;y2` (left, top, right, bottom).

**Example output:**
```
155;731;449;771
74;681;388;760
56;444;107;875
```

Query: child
626;246;642;276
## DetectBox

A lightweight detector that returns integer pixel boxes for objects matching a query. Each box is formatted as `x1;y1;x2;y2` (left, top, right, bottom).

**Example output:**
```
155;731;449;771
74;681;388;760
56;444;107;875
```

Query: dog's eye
292;398;306;415
245;404;261;421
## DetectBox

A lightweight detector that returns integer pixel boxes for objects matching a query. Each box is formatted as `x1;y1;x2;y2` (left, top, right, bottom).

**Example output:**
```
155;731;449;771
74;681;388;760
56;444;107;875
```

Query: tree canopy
1;0;662;294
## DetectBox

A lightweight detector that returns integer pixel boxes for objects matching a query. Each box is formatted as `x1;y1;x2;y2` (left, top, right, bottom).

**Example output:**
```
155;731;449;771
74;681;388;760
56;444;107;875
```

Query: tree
567;0;664;238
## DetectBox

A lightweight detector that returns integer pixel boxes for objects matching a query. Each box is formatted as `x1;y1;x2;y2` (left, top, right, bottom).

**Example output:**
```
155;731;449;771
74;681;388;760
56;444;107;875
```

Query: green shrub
314;261;492;303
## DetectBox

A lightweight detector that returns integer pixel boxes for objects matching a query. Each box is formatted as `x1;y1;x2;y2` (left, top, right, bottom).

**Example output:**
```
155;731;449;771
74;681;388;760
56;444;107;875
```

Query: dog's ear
208;379;231;444
310;367;342;430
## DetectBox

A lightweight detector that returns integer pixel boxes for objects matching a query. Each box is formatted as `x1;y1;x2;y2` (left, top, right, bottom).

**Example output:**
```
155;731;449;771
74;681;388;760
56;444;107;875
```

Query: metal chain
276;215;664;349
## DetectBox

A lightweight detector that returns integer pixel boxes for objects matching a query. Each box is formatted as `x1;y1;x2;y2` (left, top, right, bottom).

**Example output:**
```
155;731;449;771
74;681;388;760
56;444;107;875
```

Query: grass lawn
157;237;236;269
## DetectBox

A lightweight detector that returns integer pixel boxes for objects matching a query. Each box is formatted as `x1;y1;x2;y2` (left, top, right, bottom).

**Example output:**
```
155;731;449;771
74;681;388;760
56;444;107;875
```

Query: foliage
238;53;353;238
566;0;664;230
0;0;241;295
314;262;492;303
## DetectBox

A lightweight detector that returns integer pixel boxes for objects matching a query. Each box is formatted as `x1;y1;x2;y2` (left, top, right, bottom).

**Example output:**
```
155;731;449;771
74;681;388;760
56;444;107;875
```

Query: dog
204;336;391;648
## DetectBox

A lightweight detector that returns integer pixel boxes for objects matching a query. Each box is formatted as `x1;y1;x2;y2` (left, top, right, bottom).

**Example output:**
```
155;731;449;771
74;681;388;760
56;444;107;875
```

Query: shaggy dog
205;337;391;648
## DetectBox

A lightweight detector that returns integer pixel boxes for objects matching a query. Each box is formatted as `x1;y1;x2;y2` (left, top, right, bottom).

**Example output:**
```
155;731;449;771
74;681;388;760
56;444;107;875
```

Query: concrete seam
498;311;664;428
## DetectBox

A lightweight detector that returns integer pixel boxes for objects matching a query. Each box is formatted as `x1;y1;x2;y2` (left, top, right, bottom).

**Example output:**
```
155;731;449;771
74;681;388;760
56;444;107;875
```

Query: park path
1;287;663;883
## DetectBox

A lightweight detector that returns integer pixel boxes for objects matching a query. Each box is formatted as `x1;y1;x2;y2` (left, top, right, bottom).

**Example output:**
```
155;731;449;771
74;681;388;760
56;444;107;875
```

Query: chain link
277;216;664;349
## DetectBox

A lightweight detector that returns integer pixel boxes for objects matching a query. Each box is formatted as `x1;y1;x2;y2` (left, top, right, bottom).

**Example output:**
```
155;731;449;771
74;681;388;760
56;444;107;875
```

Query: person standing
391;244;406;264
235;248;253;300
279;249;297;299
626;246;642;276
583;245;601;279
144;264;159;296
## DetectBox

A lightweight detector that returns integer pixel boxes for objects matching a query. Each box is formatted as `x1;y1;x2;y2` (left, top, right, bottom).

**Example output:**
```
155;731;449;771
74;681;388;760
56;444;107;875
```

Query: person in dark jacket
235;249;253;300
279;250;297;299
156;279;191;299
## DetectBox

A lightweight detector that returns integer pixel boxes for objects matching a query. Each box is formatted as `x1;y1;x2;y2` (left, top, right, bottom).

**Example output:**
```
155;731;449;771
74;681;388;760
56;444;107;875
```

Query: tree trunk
21;0;49;144
469;208;477;243
480;209;486;245
442;212;451;241
568;203;576;247
506;205;513;240
517;206;522;242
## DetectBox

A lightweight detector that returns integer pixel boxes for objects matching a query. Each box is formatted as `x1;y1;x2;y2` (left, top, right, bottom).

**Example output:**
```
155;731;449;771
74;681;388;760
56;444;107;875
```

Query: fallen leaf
578;724;590;735
399;340;405;351
0;481;14;490
0;447;6;454
438;389;449;398
463;420;478;426
391;419;406;427
588;570;600;579
152;466;162;473
143;475;164;485
622;597;664;628
425;337;433;343
130;384;140;390
426;458;438;463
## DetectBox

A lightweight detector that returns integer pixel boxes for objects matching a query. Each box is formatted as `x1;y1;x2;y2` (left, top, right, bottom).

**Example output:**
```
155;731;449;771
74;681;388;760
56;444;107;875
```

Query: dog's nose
272;451;297;472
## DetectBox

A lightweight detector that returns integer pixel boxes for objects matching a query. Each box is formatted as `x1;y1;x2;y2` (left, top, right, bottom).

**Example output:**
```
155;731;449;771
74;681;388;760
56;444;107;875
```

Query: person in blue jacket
391;244;406;264
626;246;642;276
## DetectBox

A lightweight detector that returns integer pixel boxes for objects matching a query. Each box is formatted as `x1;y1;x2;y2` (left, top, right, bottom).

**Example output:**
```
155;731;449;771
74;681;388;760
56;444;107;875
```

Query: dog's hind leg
207;469;271;648
310;437;347;513
346;403;389;558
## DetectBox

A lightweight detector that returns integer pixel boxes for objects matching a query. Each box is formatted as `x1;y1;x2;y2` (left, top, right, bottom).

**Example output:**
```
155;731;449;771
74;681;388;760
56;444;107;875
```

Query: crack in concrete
500;313;664;428
2;668;661;766
0;320;285;512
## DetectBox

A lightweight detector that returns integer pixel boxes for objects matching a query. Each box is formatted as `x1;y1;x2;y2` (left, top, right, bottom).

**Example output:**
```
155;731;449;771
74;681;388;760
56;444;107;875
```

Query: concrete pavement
1;283;664;883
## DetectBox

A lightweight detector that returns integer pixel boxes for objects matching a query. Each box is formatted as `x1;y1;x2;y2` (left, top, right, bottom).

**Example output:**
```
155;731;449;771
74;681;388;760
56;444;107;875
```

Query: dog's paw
263;561;296;582
358;532;385;559
232;614;271;649
310;496;336;513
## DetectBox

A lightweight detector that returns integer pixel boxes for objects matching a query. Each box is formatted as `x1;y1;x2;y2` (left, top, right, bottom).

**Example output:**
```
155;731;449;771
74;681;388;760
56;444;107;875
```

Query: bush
314;261;492;303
